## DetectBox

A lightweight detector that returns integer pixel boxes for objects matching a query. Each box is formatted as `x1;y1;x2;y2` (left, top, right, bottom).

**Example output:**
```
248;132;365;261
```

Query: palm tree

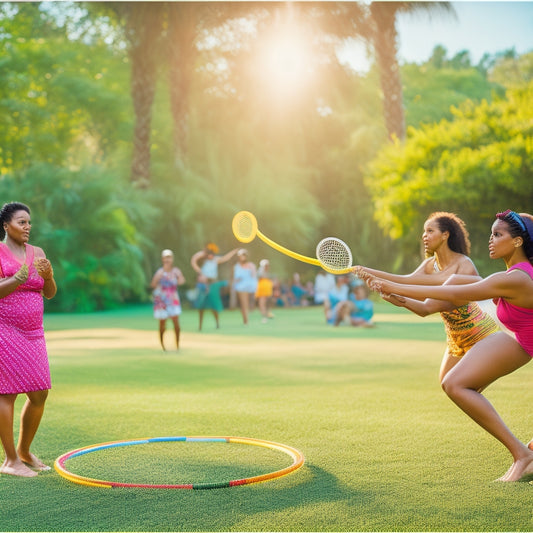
166;3;199;170
111;2;255;180
103;2;165;187
369;1;454;141
165;2;265;170
123;3;165;187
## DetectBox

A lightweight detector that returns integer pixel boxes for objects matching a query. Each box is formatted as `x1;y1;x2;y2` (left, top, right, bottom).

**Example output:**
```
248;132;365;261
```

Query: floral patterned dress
0;243;50;394
152;268;183;319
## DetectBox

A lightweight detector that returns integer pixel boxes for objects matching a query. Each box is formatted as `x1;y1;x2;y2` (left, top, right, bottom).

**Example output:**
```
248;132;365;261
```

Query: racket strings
232;212;256;242
316;238;352;270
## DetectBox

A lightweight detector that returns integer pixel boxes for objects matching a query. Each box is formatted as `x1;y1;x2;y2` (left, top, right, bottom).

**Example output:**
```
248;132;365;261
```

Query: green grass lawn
1;303;533;532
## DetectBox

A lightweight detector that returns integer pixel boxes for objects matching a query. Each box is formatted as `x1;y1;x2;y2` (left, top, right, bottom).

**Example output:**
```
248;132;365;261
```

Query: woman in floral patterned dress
151;249;185;351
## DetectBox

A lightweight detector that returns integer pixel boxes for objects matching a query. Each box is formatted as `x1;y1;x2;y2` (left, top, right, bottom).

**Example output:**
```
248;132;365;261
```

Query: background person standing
150;249;185;351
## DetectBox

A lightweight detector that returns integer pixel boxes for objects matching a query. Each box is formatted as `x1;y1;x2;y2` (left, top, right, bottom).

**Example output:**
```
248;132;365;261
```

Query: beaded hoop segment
54;436;305;490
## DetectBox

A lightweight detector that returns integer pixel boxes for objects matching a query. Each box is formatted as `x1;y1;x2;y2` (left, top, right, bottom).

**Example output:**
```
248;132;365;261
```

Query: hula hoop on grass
54;436;305;489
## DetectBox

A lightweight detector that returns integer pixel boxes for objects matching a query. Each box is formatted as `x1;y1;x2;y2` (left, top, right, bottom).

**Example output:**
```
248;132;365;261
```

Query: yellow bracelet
14;265;29;282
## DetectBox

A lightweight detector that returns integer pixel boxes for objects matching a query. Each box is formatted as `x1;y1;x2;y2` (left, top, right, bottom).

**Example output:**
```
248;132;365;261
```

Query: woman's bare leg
258;297;267;318
237;292;249;324
158;320;166;350
0;394;38;477
170;316;180;350
17;389;50;471
441;332;533;481
439;350;461;384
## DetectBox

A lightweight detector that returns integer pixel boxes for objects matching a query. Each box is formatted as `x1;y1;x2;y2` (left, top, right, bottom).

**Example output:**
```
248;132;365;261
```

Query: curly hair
426;212;471;256
0;202;30;241
496;210;533;264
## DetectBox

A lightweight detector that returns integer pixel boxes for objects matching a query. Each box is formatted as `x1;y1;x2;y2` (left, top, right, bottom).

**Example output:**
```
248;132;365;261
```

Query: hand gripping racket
232;211;354;274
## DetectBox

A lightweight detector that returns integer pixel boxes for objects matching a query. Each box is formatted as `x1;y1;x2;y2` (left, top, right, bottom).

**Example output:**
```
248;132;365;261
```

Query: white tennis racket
316;237;354;274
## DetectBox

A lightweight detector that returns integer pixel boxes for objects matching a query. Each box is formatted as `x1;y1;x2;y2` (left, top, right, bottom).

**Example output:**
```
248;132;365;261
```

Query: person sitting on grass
324;275;349;326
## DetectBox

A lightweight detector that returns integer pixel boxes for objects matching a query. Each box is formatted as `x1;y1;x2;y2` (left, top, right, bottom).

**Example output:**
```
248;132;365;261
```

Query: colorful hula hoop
54;436;305;490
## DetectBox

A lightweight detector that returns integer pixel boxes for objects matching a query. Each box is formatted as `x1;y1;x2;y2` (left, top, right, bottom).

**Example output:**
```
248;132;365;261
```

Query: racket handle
256;230;322;267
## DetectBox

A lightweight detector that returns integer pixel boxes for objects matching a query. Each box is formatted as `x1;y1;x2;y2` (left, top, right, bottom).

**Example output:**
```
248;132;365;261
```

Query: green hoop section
54;436;305;490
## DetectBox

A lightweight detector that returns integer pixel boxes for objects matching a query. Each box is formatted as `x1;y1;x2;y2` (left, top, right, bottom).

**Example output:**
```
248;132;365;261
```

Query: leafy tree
102;2;165;188
0;2;131;174
0;164;156;311
102;2;268;184
490;50;533;88
366;83;533;274
402;59;505;127
369;1;455;141
5;1;530;305
0;3;153;311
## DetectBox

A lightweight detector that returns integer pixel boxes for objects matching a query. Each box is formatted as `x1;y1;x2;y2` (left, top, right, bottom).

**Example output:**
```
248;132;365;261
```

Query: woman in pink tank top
366;209;533;482
0;202;57;478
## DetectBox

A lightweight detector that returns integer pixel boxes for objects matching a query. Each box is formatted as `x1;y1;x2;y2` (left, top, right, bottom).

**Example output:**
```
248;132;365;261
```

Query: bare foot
496;453;533;482
19;453;51;471
1;459;39;477
496;463;515;482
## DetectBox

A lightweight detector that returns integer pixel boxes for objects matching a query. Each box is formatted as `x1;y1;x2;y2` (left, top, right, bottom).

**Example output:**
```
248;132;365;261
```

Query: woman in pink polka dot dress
0;202;57;477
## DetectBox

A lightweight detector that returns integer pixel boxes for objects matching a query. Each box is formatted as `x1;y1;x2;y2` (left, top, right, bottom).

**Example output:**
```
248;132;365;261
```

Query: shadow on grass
12;463;366;532
119;463;367;532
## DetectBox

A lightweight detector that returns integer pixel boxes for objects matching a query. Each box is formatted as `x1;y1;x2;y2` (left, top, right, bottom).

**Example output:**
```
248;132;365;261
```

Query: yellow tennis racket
232;211;354;274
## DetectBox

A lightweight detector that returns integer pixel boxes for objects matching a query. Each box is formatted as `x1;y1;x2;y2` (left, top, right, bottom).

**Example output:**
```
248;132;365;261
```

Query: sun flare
255;25;315;100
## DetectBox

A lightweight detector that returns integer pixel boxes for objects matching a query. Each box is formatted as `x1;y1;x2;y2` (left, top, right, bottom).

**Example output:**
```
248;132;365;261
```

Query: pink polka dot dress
0;243;51;394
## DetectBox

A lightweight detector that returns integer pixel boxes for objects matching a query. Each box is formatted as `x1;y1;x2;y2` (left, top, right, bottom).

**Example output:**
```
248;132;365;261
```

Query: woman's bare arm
373;270;533;308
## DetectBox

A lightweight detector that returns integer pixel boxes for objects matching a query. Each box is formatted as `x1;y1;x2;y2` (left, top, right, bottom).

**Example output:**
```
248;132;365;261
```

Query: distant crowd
150;243;375;349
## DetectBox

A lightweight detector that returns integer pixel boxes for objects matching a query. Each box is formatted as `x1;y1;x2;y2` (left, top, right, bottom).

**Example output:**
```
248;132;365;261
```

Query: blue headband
522;215;533;242
497;210;533;242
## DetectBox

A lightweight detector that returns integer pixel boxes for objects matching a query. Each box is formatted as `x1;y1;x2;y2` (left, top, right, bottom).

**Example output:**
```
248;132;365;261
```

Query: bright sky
397;1;533;64
338;1;533;72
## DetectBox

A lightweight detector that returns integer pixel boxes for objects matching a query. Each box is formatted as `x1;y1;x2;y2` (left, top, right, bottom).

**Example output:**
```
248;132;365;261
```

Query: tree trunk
125;3;164;187
130;43;157;187
370;2;406;141
167;3;197;170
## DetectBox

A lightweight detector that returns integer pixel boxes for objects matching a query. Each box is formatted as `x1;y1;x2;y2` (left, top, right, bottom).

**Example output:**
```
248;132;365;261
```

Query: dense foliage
0;2;529;309
367;82;533;274
0;164;156;311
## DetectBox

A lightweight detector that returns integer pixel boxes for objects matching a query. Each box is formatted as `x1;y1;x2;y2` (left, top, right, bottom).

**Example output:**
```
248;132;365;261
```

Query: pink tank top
496;261;533;356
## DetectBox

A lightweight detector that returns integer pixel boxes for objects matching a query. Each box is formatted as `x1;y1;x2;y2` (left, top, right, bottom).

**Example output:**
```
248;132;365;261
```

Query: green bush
366;83;533;274
0;163;156;311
